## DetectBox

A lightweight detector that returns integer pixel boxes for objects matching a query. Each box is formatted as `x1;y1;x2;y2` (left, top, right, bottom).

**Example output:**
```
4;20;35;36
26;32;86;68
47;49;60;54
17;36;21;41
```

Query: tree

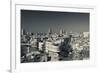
58;37;73;60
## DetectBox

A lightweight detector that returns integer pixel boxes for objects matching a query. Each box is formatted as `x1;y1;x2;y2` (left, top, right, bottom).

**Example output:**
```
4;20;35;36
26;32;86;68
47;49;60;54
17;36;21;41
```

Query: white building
39;42;44;51
83;32;89;38
45;41;60;53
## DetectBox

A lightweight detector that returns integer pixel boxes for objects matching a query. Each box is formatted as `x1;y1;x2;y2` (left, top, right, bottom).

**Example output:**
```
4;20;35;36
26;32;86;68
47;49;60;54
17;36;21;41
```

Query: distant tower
60;29;65;35
63;29;66;34
48;28;52;35
60;29;63;35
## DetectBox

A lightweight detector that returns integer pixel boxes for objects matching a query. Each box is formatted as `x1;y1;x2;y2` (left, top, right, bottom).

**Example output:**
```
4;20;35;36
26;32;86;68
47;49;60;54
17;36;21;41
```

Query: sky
21;10;89;33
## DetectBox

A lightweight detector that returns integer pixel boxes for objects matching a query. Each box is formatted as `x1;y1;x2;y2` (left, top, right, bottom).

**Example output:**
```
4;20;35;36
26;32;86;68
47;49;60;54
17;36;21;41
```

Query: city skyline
21;10;89;33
